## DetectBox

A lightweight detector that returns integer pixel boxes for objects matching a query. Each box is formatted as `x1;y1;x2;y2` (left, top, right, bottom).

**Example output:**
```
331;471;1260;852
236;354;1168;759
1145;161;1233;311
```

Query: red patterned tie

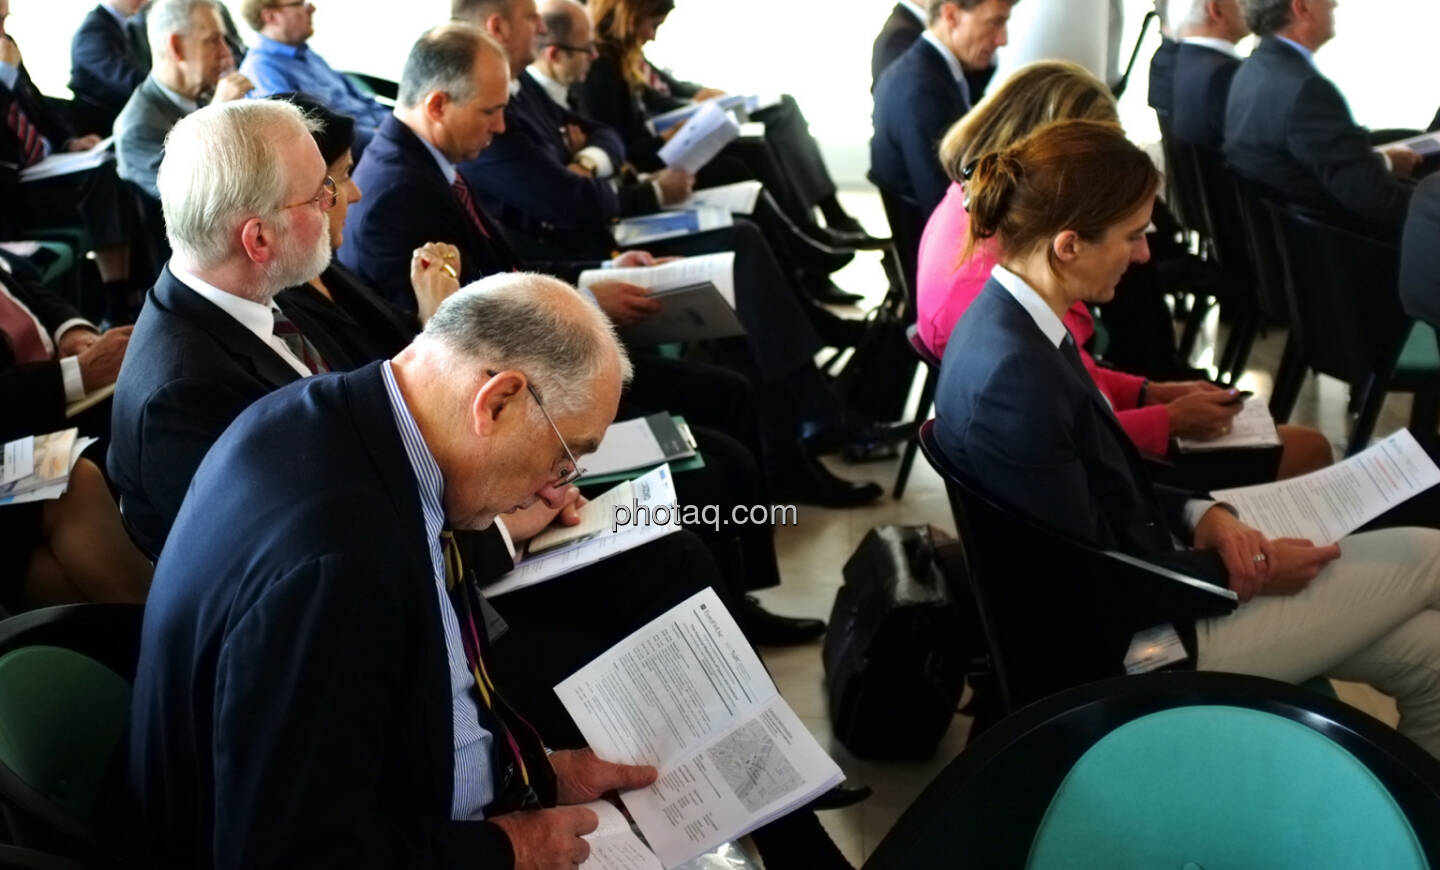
271;308;329;375
6;102;46;169
0;288;51;363
450;176;492;240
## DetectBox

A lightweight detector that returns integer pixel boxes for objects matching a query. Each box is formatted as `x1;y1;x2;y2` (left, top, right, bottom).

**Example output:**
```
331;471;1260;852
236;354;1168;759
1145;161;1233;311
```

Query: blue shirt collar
255;35;308;59
1274;35;1317;68
416;130;458;186
100;2;133;27
379;360;447;544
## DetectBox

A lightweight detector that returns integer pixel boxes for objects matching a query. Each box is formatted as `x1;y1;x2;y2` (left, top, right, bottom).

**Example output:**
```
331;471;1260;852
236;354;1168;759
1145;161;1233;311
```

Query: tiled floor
752;190;1403;865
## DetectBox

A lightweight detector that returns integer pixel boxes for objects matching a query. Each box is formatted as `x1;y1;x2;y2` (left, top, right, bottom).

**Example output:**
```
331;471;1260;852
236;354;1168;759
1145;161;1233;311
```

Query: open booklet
1377;132;1440;158
1175;397;1281;452
661;180;763;217
647;94;753;136
483;464;683;598
658;102;740;174
612;208;733;247
19;136;115;183
556;587;844;869
1212;428;1440;545
585;413;696;480
617;283;745;346
0;428;98;506
578;252;736;308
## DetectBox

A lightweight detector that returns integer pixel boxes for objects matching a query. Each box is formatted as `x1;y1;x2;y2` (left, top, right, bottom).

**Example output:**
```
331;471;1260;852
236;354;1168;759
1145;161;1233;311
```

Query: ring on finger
441;263;458;279
1252;553;1267;563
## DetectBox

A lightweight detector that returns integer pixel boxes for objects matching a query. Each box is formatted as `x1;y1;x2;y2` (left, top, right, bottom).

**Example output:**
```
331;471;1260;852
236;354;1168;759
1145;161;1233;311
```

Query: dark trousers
7;162;132;249
751;95;837;212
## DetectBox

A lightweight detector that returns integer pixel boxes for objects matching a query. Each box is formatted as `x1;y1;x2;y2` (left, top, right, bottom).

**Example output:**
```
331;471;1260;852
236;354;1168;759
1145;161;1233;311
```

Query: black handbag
823;525;972;760
832;291;917;424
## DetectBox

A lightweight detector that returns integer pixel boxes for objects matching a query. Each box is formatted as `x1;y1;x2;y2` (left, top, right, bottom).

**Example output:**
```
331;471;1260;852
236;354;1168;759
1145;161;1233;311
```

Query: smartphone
1224;390;1254;406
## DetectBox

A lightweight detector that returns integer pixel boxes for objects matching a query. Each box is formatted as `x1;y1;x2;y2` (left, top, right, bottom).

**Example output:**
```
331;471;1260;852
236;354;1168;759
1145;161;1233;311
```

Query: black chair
866;171;923;318
341;71;398;103
862;671;1440;869
892;324;940;499
915;420;1237;716
1265;201;1440;454
0;605;143;684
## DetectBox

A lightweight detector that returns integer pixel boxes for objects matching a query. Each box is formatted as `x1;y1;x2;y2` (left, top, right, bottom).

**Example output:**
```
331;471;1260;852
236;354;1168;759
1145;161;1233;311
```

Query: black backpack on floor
823;525;973;761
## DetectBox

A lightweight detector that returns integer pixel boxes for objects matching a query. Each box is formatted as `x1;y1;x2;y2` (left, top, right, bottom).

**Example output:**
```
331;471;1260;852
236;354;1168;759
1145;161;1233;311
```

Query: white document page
20;136;115;183
1377;132;1440;157
0;436;35;486
556;588;843;869
484;464;681;597
529;479;636;555
1175;398;1281;452
661;181;763;216
1212;429;1440;545
585;418;668;479
579;800;666;870
612;208;732;247
579;253;736;307
647;95;752;136
0;434;95;506
658;102;740;174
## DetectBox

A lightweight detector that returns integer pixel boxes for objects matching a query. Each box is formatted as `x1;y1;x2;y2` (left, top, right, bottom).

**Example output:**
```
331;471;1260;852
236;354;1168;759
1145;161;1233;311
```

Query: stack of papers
579;252;736;307
612;208;732;247
646;95;753;136
585;413;696;480
661;180;763;216
19;136;115;183
557;587;844;869
0;429;97;506
658;102;740;174
1175;398;1281;452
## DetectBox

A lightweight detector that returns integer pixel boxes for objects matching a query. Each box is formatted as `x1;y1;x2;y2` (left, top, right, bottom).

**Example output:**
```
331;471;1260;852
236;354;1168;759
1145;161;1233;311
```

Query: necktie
6;102;46;169
450;176;492;240
440;530;556;815
0;288;50;363
270;308;329;375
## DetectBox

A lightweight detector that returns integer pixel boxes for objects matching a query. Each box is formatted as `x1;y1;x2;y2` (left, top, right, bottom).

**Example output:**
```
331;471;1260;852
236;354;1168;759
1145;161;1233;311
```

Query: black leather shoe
808;783;874;811
841;441;902;463
811;224;891;250
805;276;866;306
738;595;827;646
773;451;883;508
805;303;866;348
802;419;917;456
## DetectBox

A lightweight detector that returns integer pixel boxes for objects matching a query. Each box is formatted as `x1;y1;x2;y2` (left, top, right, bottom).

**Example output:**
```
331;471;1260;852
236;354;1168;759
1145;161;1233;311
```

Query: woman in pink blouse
916;62;1332;478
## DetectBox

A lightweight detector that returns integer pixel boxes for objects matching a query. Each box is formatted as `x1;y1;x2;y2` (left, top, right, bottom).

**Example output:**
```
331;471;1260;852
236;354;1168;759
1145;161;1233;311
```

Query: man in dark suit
1401;174;1440;332
1224;0;1419;233
871;1;925;90
114;0;252;199
870;0;1015;219
1168;0;1249;149
68;0;148;134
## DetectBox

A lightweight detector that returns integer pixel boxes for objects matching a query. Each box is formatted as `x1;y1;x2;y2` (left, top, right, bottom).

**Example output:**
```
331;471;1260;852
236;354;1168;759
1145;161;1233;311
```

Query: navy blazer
458;73;653;255
1148;37;1178;118
1224;37;1411;232
1170;42;1240;150
108;266;305;556
1401;174;1440;331
870;37;969;219
573;49;665;169
871;3;923;91
934;279;1229;642
130;362;515;869
342;115;589;313
68;4;147;131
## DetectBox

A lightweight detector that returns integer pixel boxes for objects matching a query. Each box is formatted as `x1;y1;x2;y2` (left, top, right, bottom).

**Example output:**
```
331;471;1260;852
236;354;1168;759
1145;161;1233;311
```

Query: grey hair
421;272;633;417
157;100;320;270
540;0;583;48
1239;0;1292;36
1167;0;1210;32
146;0;220;59
397;23;504;109
927;0;1013;26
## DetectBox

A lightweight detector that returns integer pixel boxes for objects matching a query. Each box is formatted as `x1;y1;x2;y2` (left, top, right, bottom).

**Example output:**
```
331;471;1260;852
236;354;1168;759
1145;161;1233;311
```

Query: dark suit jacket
108;266;307;556
274;262;419;372
114;75;191;199
573;49;665;169
870;38;968;219
0;267;87;441
871;3;924;91
1401;174;1440;331
1224;37;1411;232
1148;36;1178;118
458;72;652;255
934;279;1230;646
0;47;74;227
129;362;516;869
342;116;591;313
68;4;146;132
1170;42;1240;150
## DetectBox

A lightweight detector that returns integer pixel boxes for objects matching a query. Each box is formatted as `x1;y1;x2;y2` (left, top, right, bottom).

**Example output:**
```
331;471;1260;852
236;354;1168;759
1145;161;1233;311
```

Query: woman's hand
1166;390;1243;440
410;243;461;325
1145;380;1226;404
1262;538;1342;595
1193;506;1274;601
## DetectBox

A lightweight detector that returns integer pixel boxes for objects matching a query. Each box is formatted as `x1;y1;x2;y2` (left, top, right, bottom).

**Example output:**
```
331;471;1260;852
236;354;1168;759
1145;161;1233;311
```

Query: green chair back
1027;705;1428;869
0;646;130;819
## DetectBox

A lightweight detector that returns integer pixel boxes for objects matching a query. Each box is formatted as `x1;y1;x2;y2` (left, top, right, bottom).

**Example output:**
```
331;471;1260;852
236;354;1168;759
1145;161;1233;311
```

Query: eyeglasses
281;176;337;213
546;41;598;56
487;369;585;487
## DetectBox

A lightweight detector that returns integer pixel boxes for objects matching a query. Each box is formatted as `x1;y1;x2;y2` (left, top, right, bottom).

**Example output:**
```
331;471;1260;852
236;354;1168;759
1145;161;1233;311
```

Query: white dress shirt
0;258;93;401
170;268;312;378
1181;36;1242;59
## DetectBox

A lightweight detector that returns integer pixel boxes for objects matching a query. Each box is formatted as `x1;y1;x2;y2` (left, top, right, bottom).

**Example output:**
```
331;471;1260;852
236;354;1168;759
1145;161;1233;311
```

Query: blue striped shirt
379;361;496;819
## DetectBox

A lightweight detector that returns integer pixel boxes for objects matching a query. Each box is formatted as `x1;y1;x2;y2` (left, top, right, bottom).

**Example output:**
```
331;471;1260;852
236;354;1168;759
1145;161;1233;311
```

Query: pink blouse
915;181;1172;456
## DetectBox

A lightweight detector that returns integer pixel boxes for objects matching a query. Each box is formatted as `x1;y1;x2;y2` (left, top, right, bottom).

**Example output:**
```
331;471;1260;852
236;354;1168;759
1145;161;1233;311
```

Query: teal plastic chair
1028;705;1427;869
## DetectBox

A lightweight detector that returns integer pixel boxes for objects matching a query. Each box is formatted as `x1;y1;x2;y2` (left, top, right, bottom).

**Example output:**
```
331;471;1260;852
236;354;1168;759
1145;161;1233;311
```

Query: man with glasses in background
237;0;391;152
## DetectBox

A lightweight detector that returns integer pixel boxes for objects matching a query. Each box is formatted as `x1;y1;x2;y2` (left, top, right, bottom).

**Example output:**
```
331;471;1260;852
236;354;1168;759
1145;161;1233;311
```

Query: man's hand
1145;380;1225;404
551;748;659;805
1263;538;1341;595
76;326;132;391
1192;506;1274;602
590;280;660;326
653;167;695;205
56;327;100;358
1166;389;1243;440
692;87;727;102
410;242;461;325
564;123;587;154
490;806;598;870
566;161;595;177
503;486;583;542
1385;146;1423;179
66;134;102;152
0;34;23;67
212;72;253;104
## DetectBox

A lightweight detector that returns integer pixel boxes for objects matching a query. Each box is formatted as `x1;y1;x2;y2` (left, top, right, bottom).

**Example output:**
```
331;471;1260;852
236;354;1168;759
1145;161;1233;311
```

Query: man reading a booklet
130;273;855;870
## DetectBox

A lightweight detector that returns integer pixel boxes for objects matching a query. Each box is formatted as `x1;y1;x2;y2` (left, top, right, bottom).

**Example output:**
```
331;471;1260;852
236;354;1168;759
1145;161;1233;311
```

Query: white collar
508;77;521;97
151;74;199;114
1181;36;1241;58
991;264;1069;348
171;268;310;377
525;65;569;108
416;131;458;185
901;0;927;23
920;29;973;105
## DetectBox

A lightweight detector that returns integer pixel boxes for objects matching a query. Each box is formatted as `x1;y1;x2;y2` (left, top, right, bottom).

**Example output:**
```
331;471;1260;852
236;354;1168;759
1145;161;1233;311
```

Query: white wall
10;0;1440;186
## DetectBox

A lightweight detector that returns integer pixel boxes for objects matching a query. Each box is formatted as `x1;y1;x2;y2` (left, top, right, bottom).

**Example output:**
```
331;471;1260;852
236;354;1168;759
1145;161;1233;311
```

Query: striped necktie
450;176;492;239
270;308;328;375
6;102;46;169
